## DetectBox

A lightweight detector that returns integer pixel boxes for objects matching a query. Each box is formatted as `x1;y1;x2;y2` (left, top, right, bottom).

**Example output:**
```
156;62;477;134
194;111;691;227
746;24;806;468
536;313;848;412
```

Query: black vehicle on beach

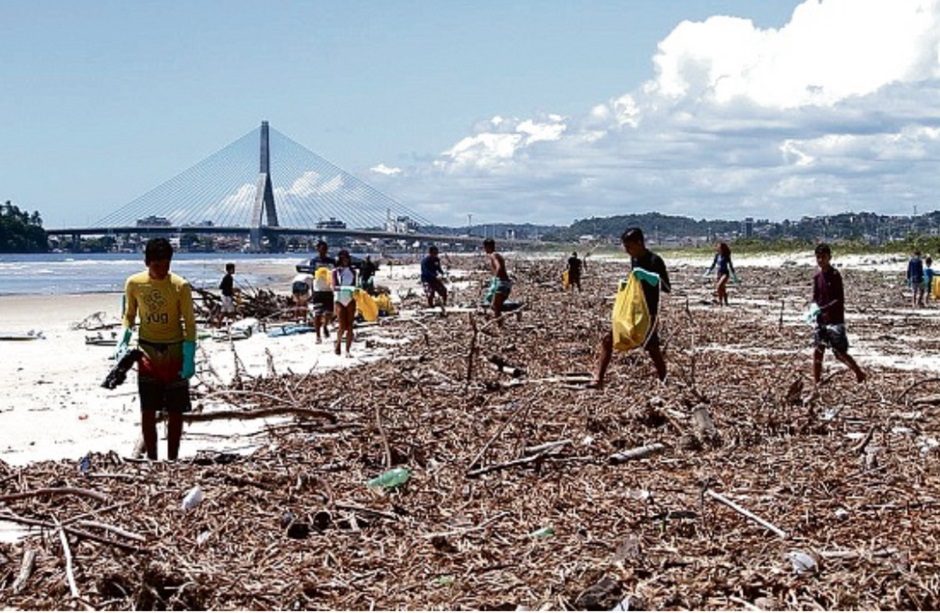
295;256;365;274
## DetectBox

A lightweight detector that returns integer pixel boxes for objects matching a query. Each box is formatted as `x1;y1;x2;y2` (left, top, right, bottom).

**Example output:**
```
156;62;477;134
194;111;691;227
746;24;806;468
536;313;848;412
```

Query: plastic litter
182;486;205;511
788;550;817;575
529;526;555;539
367;467;411;489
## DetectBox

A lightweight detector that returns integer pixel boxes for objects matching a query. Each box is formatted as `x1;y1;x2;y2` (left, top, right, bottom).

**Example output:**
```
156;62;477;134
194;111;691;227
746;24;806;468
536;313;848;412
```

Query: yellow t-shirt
123;271;196;343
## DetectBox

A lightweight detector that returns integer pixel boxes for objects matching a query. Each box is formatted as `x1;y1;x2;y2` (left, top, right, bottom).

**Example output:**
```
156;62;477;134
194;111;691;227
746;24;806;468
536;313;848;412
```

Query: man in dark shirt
812;243;865;384
421;246;447;311
907;250;926;308
591;227;671;386
567;252;583;292
216;262;236;327
310;241;337;343
359;256;379;294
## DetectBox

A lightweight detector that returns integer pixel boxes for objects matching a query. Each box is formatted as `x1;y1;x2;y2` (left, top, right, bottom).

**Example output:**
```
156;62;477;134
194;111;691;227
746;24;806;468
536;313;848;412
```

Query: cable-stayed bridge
48;121;475;250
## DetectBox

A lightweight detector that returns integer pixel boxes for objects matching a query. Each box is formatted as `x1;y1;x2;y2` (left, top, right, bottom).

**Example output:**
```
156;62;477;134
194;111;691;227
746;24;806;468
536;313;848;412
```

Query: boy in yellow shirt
118;238;196;460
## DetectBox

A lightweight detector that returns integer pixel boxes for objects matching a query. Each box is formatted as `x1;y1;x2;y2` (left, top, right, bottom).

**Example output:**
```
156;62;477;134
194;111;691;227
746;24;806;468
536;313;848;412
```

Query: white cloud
370;0;940;225
370;163;402;176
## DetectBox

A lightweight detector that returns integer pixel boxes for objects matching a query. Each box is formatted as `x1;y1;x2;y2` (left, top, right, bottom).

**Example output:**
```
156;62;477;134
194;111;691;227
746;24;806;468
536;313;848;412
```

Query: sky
4;0;940;228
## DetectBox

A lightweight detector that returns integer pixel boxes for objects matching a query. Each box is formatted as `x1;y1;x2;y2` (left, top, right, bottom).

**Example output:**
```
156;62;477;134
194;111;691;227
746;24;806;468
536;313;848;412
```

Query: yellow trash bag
562;270;570;289
356;290;380;322
611;272;652;351
314;267;332;289
933;276;940;300
374;293;396;316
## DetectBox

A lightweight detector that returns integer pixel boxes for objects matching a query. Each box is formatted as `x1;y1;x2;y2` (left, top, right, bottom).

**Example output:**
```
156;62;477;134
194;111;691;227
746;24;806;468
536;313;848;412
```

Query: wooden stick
55;518;81;599
466;401;528;470
898;377;940;401
12;548;36;594
608;443;666;464
467;450;552;478
422;511;511;539
523;439;572;455
76;520;147;543
705;489;788;539
0;512;147;552
0;487;108;504
180;406;338;423
374;405;393;469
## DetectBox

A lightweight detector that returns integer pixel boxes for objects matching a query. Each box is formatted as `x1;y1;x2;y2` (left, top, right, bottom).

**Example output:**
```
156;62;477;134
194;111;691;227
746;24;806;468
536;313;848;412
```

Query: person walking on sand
591;227;670;386
482;238;512;327
811;243;866;385
704;242;737;306
566;252;583;292
908;250;926;308
925;256;935;306
291;270;314;322
117;238;196;461
332;250;358;357
359;255;379;295
421;245;448;312
310;240;336;343
215;262;237;327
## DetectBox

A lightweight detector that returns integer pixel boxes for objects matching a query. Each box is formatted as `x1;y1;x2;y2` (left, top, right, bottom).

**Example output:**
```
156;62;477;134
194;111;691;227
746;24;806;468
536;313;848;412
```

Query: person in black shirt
215;262;236;327
310;241;337;343
359;256;379;295
567;252;583;292
812;243;865;384
591;227;670;386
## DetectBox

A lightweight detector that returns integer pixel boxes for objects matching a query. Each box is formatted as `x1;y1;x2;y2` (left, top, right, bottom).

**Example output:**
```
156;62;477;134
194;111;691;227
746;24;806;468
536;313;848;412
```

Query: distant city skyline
7;1;940;229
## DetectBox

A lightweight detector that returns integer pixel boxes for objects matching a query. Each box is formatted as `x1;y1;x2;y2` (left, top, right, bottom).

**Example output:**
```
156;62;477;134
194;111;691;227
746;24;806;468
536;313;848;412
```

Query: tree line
0;200;49;253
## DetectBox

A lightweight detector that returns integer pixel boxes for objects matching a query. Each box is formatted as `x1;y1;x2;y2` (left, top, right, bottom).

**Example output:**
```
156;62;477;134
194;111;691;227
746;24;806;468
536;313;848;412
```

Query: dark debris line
1;259;939;610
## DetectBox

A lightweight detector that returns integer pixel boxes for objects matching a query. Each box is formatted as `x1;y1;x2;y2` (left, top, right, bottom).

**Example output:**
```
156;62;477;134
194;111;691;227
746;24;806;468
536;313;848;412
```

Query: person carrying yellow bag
591;227;670;387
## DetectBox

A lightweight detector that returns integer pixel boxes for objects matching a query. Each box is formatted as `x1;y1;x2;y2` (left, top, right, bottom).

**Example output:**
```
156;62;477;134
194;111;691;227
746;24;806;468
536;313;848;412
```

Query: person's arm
117;278;137;355
180;282;197;342
704;253;717;276
657;257;672;293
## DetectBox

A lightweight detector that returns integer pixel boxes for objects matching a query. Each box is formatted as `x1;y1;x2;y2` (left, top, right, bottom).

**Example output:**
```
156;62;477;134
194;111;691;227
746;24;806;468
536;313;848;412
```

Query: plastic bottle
367;467;411;489
529;526;555;539
182;486;204;511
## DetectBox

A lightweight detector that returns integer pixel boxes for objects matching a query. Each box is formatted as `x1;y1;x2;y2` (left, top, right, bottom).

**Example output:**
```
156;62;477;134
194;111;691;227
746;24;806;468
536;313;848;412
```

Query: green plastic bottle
367;467;411;489
529;526;555;539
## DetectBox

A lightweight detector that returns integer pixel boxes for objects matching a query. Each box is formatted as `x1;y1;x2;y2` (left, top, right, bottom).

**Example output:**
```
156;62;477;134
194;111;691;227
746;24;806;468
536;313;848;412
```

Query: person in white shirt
331;250;358;357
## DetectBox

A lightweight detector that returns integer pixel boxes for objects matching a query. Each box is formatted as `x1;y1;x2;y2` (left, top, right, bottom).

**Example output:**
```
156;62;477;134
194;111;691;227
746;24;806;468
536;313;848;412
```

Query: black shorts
312;291;334;315
814;324;849;354
139;376;191;413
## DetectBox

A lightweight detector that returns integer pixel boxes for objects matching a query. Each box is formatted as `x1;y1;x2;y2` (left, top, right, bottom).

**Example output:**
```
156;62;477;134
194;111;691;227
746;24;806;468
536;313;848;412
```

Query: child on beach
291;271;314;322
704;242;736;306
332;250;357;357
811;243;866;385
119;238;196;461
591;227;671;386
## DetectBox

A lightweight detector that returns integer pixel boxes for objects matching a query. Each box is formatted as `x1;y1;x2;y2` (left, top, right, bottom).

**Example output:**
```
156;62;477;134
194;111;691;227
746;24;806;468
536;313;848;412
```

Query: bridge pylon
249;120;279;250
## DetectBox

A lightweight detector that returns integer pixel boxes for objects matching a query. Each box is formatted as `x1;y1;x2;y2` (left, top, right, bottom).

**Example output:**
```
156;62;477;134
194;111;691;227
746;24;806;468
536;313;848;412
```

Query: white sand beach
0;260;479;466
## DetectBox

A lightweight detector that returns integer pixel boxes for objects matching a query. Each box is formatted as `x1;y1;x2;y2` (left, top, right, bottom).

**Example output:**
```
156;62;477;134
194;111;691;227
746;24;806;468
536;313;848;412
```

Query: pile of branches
193;287;294;322
2;258;939;609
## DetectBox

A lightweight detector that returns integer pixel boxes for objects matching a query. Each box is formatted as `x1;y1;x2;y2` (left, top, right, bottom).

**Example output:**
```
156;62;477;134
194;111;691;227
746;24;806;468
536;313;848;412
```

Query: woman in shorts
331;250;358;357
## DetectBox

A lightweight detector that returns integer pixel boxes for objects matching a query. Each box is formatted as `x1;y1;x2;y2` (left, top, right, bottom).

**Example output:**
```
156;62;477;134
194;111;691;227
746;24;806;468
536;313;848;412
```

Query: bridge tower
249;121;279;250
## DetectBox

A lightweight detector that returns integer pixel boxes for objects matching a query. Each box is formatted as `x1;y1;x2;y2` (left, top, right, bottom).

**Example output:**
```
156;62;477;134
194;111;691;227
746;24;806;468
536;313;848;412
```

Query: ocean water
0;253;308;295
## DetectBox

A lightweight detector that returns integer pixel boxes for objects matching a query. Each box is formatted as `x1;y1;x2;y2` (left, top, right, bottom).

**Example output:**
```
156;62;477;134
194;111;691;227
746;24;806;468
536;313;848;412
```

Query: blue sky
6;0;938;228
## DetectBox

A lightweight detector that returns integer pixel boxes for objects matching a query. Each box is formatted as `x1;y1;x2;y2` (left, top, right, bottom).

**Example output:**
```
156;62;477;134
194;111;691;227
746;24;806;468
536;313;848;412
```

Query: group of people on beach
119;228;930;460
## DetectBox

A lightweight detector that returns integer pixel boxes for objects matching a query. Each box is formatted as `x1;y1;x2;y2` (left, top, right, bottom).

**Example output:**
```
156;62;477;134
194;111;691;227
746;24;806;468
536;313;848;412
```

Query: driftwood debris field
1;257;939;610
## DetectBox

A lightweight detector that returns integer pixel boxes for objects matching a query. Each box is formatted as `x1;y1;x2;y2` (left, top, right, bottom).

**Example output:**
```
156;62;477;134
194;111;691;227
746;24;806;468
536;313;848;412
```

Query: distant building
316;217;347;230
386;215;418;234
743;217;754;238
136;215;172;227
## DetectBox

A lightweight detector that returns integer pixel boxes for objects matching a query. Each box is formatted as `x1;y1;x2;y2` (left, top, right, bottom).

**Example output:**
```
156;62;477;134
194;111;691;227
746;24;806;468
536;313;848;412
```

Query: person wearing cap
117;238;196;461
591;227;670;386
